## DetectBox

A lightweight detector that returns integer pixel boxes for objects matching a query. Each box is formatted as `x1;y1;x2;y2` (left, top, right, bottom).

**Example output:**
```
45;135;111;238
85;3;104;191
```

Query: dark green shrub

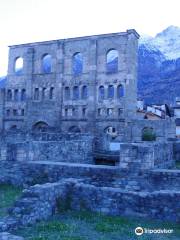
142;128;156;141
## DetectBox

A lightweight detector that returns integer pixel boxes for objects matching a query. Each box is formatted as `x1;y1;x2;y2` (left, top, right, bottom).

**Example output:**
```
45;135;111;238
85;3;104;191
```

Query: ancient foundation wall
119;142;174;169
0;132;94;164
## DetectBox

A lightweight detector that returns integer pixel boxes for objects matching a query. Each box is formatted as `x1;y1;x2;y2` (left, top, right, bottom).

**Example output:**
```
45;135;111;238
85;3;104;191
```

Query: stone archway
32;121;49;132
68;126;81;133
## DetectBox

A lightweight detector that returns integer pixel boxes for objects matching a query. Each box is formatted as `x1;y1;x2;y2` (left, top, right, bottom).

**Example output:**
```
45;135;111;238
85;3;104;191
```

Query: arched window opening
98;86;105;100
82;108;86;117
34;88;39;100
73;86;79;100
104;126;117;139
81;86;88;99
21;109;25;116
64;87;70;100
108;85;114;99
10;125;17;131
49;87;54;100
98;108;103;116
117;84;124;98
21;89;26;101
42;87;46;100
73;52;83;76
142;127;156;141
107;108;114;116
105;126;116;133
42;54;52;73
32;121;49;132
14;57;23;75
6;109;10;116
69;126;81;133
72;108;76;116
13;109;18;116
64;108;68;117
14;89;19;101
106;49;118;73
118;108;123;116
7;90;12;101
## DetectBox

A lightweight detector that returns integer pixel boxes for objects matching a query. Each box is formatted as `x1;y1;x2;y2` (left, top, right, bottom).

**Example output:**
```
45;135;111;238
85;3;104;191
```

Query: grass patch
0;184;22;217
14;210;180;240
175;161;180;169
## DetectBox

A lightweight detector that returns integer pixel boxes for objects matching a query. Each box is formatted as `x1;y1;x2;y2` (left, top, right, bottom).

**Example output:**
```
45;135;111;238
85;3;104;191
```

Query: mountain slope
138;26;180;105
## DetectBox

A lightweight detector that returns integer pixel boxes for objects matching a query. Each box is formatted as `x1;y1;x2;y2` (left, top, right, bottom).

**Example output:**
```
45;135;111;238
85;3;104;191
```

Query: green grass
14;210;180;240
175;161;180;169
1;185;179;240
0;184;22;217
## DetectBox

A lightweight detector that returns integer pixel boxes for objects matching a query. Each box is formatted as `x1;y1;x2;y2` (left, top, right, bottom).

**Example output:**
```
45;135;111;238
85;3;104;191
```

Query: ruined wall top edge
8;29;140;49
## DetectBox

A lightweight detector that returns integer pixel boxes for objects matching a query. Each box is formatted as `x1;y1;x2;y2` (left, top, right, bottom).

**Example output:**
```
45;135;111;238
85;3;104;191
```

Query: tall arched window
42;87;46;100
14;57;23;75
73;86;79;100
108;85;114;98
72;52;83;76
42;54;52;73
21;89;26;101
49;87;54;100
7;89;12;101
81;86;88;99
34;88;39;100
64;87;70;100
98;86;105;100
14;89;19;101
117;84;124;98
106;49;118;73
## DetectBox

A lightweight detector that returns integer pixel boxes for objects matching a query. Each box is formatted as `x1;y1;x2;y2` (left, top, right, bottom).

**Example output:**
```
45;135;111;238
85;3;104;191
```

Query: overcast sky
0;0;180;75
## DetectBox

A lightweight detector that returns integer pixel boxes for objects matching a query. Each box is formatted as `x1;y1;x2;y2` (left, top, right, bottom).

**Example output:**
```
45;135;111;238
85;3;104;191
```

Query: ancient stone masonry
0;232;24;240
0;132;94;163
0;29;179;238
0;30;139;135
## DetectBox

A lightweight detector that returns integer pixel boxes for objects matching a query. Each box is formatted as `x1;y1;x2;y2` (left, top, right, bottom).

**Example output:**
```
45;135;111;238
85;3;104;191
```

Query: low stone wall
149;169;180;190
0;232;24;240
0;161;180;191
0;161;123;188
71;183;180;222
0;179;179;233
119;142;174;169
0;132;94;164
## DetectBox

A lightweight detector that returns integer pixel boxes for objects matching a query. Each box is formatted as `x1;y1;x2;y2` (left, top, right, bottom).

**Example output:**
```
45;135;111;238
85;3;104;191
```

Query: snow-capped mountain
138;26;180;104
140;26;180;60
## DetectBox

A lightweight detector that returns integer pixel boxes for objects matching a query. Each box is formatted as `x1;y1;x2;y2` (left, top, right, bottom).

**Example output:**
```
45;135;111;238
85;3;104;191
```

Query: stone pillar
0;89;5;131
87;39;97;133
25;48;34;130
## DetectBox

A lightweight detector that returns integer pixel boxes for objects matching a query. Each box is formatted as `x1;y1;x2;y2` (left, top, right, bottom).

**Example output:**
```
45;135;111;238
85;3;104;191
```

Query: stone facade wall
2;30;139;140
119;142;174;169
